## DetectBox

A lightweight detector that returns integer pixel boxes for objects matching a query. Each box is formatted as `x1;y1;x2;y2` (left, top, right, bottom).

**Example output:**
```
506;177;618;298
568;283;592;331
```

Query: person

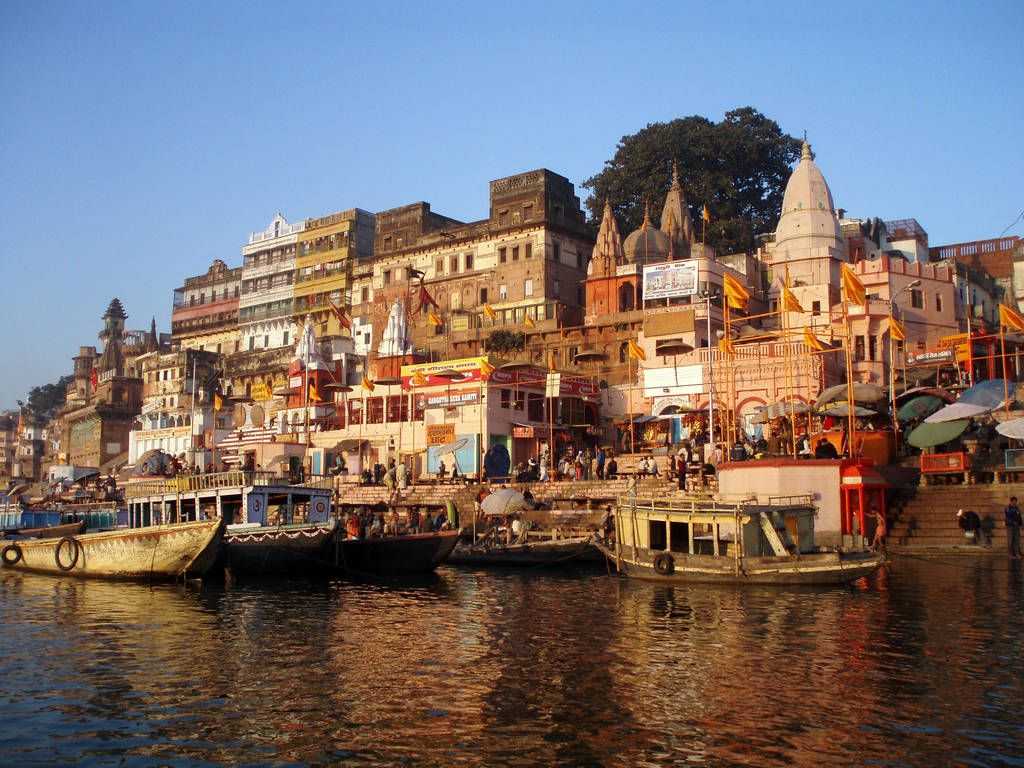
957;508;982;544
420;510;433;534
373;462;384;486
871;506;887;552
589;452;598;481
575;451;585;481
668;454;678;480
1005;496;1023;558
648;457;659;477
451;465;461;483
511;515;525;544
384;464;396;493
538;460;549;482
407;508;420;533
345;512;361;540
606;457;618;479
437;460;447;483
814;439;839;459
730;440;747;462
596;447;606;480
368;513;383;538
385;509;400;536
396;461;408;490
797;434;812;458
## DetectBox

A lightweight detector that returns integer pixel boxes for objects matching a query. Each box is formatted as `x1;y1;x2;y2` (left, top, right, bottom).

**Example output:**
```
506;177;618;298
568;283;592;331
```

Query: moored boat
223;521;339;577
448;534;596;567
4;520;86;540
599;493;883;585
0;519;223;580
337;530;460;575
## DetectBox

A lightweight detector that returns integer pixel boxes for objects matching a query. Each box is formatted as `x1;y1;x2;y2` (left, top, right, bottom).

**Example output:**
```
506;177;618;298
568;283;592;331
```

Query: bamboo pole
842;295;857;459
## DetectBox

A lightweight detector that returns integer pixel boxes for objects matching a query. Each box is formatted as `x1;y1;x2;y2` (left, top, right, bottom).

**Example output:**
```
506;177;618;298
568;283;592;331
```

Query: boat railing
615;493;815;517
125;470;334;499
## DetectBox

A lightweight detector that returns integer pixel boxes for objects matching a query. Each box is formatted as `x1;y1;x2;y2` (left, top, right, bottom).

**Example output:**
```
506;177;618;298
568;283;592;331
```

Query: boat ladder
758;513;790;557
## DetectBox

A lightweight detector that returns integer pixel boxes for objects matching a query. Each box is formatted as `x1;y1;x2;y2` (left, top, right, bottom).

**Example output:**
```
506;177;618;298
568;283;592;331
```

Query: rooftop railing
125;470;333;499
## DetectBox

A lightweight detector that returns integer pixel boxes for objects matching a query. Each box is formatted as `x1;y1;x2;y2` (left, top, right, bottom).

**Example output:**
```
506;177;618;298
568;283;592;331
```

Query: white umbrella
996;417;1024;440
480;488;527;516
924;402;992;424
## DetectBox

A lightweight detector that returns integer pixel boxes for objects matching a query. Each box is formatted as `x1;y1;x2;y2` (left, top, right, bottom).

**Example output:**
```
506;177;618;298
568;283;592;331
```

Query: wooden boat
0;519;223;580
448;535;596;567
599;493;883;586
4;520;86;540
336;530;460;574
223;521;339;577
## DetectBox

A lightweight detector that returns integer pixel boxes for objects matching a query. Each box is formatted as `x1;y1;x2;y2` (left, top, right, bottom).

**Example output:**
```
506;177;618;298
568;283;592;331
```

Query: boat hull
598;543;884;585
337;530;460;574
223;522;338;577
5;520;86;540
448;536;596;567
0;520;223;580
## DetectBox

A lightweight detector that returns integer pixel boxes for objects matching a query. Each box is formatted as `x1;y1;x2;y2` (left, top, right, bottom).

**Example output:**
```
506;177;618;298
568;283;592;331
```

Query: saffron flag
361;375;375;392
722;272;750;310
840;263;866;306
803;327;828;351
887;317;907;342
702;204;711;223
718;337;736;356
483;303;496;321
412;370;428;387
999;303;1024;332
480;358;495;379
524;315;536;329
547;349;558;371
213;390;224;412
308;381;319;402
627;339;646;361
328;298;351;330
782;284;804;314
428;310;443;327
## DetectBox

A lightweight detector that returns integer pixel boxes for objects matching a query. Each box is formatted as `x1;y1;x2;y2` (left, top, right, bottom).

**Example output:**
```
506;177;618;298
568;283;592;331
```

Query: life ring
1;544;22;566
653;553;675;576
55;537;81;572
314;500;327;515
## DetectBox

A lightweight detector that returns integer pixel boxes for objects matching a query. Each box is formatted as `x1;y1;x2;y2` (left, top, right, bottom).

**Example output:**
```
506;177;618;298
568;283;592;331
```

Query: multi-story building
171;259;242;353
239;214;305;353
351;169;595;370
0;412;17;481
931;235;1021;308
293;208;374;337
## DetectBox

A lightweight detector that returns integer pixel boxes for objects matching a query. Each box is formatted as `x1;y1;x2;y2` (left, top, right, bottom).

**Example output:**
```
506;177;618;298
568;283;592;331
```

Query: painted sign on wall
642;261;699;300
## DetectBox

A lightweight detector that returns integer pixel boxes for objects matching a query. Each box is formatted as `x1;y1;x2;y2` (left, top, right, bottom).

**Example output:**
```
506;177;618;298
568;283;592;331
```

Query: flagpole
784;267;797;458
1000;319;1010;416
888;300;899;439
842;294;857;459
628;352;636;455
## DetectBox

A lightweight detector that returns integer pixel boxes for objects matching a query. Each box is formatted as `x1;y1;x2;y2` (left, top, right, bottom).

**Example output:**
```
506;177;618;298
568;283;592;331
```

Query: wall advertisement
642;261;698;300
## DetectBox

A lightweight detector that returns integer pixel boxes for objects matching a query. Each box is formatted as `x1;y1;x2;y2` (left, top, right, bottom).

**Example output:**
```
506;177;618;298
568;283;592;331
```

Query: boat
336;530;460;575
448;534;596;566
0;519;223;580
597;493;883;585
4;520;86;540
223;520;339;577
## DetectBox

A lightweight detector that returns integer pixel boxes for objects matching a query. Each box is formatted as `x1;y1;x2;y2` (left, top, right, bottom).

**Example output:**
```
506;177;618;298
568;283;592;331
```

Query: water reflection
1;559;1022;766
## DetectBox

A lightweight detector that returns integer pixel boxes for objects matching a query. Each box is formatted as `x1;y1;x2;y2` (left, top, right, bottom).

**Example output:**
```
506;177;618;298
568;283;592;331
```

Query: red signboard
512;425;534;438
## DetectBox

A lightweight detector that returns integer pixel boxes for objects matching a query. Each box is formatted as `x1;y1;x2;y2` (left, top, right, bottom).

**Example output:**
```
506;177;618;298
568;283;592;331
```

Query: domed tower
660;160;694;259
623;202;670;266
774;140;843;251
587;199;625;278
97;298;128;376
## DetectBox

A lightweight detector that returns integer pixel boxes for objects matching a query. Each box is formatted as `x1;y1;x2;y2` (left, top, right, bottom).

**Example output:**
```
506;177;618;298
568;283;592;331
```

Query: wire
999;209;1024;237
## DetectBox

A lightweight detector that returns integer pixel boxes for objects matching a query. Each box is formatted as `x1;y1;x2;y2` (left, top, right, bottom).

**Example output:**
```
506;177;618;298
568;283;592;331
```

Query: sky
1;0;1022;408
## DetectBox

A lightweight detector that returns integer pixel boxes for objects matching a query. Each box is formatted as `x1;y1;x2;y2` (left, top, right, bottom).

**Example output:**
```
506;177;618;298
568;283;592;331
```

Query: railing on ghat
1005;449;1024;472
125;471;334;499
920;452;969;475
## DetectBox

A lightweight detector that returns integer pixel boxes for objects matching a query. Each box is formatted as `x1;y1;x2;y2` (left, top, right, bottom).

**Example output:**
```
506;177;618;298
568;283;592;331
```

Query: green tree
583;107;802;255
483;330;526;356
17;374;72;422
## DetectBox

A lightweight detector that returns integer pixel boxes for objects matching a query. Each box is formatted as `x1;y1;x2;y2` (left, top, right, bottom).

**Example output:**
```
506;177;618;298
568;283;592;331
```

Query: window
499;284;508;300
525;279;534;297
523;204;533;220
264;335;269;348
854;335;865;361
498;210;508;227
465;253;473;271
512;246;519;261
450;254;459;273
525;243;532;259
812;300;821;316
553;242;561;262
248;337;255;351
480;287;488;304
576;251;584;268
499;247;507;264
554;279;561;295
869;335;877;361
935;293;943;313
500;389;511;409
361;286;369;303
383;270;391;285
367;397;384;424
911;289;923;309
436;258;444;275
282;331;289;347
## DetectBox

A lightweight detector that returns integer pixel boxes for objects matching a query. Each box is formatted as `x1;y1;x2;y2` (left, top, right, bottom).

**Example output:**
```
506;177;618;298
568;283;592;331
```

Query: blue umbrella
959;379;1009;408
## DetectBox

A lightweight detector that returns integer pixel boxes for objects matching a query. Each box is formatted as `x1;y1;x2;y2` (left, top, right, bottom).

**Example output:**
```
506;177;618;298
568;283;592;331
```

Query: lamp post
889;279;921;438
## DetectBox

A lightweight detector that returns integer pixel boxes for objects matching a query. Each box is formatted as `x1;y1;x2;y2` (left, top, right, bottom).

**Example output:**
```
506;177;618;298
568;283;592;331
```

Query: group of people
726;433;841;462
359;459;413;492
956;497;1023;558
342;505;455;540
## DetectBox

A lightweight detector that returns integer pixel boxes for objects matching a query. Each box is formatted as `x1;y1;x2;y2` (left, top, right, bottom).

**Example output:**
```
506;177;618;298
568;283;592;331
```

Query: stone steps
889;485;1018;550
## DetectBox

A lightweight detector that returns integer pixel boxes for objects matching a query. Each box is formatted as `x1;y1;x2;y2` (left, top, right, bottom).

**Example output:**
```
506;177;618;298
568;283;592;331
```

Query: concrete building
239;214;305;353
171;259;242;353
931;235;1021;306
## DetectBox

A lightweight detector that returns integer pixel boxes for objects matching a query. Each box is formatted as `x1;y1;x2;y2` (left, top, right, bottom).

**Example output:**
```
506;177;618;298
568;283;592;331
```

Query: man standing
1005;496;1023;559
596;447;606;480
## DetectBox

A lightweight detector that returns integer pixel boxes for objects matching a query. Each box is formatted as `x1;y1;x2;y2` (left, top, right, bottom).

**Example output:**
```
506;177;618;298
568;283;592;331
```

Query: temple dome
775;140;843;248
623;204;670;264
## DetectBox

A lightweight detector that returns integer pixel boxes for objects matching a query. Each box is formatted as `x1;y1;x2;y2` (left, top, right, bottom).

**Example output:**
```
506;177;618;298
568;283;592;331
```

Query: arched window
618;282;634;312
619;342;629;363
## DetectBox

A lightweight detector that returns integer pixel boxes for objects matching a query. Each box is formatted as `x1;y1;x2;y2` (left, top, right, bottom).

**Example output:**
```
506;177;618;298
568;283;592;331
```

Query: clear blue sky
1;1;1022;408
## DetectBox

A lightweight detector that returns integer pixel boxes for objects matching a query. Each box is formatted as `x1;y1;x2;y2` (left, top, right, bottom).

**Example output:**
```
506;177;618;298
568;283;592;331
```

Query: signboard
289;375;303;389
512;425;534;438
642;364;704;396
545;373;561;398
907;349;955;366
642;261;698;301
251;382;272;401
644;309;696;338
488;366;600;398
140;400;160;415
426;423;456;446
401;356;490;387
416;389;481;409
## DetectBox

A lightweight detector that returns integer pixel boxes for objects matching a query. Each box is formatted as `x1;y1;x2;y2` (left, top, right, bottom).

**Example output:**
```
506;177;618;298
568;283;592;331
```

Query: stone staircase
888;484;1017;552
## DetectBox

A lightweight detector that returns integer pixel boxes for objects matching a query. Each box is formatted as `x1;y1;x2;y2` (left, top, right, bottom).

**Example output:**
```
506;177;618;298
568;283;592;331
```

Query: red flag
328;298;351;330
89;367;98;389
414;284;439;315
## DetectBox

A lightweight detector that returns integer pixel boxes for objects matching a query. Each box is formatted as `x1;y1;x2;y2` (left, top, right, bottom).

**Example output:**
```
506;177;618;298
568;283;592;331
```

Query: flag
999;303;1024;332
428;310;443;327
213;390;224;412
702;204;711;222
722;272;750;310
479;359;495;379
361;375;375;392
412;370;428;387
547;349;558;371
89;367;98;389
328;298;351;330
718;337;736;356
483;303;496;321
840;263;866;306
524;315;535;329
887;317;907;342
627;339;646;361
415;284;439;315
803;327;828;351
782;284;804;313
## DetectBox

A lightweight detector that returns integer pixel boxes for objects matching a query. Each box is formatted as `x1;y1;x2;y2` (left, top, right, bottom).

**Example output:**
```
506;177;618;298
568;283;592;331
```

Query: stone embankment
889;484;1018;553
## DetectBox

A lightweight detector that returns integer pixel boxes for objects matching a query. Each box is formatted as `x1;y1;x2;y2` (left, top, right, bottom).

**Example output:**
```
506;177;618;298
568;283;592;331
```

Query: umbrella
895;386;955;404
897;395;945;424
480;488;527;516
820;403;877;418
907;419;970;449
815;382;885;407
752;402;812;424
959;379;1009;408
996;418;1024;440
924;402;993;424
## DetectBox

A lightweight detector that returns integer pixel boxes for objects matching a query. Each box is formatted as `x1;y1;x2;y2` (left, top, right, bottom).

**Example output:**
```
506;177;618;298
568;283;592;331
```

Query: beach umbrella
480;488;527;516
752;402;811;424
907;419;970;449
996;418;1024;440
895;386;955;404
924;402;993;424
815;382;885;407
897;395;945;424
959;379;1009;407
820;403;877;418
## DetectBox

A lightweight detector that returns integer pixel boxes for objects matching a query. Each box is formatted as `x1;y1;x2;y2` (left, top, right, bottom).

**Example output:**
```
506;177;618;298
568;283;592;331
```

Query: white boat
0;519;223;580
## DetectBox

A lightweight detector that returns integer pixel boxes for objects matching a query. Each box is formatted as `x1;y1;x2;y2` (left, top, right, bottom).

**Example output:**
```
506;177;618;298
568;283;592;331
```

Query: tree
583;107;802;255
484;330;526;356
17;374;73;422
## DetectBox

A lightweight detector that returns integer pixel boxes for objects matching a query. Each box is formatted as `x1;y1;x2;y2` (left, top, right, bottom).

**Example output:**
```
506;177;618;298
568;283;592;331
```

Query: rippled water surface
2;558;1023;767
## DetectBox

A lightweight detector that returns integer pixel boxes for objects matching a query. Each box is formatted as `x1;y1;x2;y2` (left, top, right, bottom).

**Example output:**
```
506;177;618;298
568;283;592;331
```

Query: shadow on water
1;557;1022;767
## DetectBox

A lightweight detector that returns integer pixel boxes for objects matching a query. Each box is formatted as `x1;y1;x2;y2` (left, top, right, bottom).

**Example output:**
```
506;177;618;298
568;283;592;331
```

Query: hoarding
642;261;699;300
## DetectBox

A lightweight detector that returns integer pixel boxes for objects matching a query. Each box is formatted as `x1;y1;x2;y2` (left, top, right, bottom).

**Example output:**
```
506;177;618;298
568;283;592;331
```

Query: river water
1;558;1023;767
